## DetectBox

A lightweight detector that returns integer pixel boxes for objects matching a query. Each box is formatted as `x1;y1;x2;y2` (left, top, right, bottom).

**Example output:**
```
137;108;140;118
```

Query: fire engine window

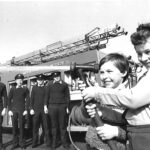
64;71;81;91
23;80;27;87
64;72;72;91
30;79;37;86
9;83;16;89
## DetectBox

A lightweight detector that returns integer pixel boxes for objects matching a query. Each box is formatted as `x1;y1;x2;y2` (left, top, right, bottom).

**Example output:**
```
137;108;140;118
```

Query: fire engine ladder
10;24;127;66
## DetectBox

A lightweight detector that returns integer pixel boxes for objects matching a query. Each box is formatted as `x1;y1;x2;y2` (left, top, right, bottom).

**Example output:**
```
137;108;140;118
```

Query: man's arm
8;88;13;111
25;87;30;111
82;70;150;109
116;126;127;141
30;87;34;110
97;104;127;125
44;85;50;107
65;83;70;108
2;84;8;108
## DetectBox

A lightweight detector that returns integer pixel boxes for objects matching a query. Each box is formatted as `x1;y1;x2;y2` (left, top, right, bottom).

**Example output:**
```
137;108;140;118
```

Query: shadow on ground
2;132;87;150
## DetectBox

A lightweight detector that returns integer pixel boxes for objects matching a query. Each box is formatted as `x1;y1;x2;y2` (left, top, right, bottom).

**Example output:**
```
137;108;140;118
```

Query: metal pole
0;66;70;73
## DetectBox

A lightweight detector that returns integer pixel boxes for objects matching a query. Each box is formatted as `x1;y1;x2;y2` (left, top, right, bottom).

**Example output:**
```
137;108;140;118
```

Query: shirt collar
114;81;129;90
16;85;24;88
38;84;44;87
53;80;62;84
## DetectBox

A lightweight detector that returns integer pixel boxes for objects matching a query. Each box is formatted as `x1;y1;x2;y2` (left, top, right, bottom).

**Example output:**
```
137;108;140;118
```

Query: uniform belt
127;124;150;133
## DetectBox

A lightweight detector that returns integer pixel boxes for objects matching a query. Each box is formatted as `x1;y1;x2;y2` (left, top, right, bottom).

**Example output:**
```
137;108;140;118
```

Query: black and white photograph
0;0;150;150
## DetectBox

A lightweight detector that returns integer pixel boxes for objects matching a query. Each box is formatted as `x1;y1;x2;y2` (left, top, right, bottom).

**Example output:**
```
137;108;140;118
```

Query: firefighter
8;74;29;150
44;71;70;150
0;78;8;149
30;74;51;148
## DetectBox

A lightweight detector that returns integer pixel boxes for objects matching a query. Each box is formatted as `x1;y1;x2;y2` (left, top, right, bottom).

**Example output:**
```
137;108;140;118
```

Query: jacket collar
16;85;24;88
37;84;44;87
53;80;62;84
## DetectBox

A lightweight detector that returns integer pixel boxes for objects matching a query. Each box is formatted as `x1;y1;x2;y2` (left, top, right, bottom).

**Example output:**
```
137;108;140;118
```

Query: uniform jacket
44;80;70;107
8;86;30;113
30;85;46;112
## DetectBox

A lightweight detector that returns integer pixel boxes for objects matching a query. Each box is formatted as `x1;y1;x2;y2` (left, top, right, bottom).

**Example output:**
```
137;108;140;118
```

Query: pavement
2;132;87;150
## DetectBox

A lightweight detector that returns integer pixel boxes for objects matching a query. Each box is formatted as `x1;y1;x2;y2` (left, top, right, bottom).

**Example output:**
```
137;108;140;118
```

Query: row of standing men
0;71;70;150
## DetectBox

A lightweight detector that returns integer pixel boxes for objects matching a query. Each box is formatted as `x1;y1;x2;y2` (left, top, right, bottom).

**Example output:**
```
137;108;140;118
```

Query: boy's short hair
99;53;129;82
131;23;150;46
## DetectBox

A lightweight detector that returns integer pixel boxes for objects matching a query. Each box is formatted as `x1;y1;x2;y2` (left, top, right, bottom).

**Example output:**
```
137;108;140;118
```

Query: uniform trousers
11;111;26;147
48;104;68;147
127;124;150;150
0;110;3;144
32;111;50;145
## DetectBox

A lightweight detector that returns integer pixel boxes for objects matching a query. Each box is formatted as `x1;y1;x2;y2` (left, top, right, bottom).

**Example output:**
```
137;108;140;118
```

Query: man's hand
78;80;86;90
1;108;6;116
44;105;48;114
23;110;27;116
8;111;13;116
81;87;96;102
30;109;35;115
66;108;69;114
96;124;119;140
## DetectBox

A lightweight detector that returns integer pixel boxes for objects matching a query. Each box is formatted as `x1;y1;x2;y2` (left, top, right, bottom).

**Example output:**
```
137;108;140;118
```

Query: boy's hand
1;108;6;116
30;109;35;115
82;87;96;102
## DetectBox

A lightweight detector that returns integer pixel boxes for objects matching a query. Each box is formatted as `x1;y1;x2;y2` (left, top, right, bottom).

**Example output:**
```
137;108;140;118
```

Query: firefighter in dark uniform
44;71;70;150
8;74;30;149
0;79;8;149
30;74;51;148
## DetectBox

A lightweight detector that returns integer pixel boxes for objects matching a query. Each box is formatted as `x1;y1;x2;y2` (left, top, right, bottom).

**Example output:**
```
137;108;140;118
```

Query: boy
75;53;129;150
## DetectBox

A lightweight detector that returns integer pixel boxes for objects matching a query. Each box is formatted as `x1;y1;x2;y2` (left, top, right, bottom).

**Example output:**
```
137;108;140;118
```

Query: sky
0;0;150;64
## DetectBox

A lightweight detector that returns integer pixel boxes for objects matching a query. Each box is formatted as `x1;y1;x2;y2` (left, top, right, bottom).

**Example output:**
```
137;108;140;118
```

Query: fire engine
1;24;133;133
